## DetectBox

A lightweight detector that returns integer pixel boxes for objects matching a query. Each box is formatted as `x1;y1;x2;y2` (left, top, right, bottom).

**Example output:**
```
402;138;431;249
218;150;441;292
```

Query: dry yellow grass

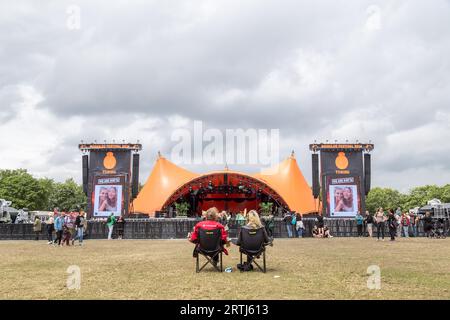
0;238;449;300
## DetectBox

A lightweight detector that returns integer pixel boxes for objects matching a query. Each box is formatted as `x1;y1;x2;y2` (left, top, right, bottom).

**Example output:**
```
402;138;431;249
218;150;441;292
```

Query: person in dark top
315;213;324;235
116;216;125;239
387;210;397;241
236;210;271;271
263;213;275;238
423;212;433;238
364;211;374;237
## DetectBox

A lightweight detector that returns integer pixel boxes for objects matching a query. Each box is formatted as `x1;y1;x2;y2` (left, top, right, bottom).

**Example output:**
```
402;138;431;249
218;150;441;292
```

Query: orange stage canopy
132;154;318;216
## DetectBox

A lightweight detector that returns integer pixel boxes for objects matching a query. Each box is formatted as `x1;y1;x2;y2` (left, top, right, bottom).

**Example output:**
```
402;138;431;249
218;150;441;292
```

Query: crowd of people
30;207;444;244
34;208;87;246
32;210;127;245
369;208;442;241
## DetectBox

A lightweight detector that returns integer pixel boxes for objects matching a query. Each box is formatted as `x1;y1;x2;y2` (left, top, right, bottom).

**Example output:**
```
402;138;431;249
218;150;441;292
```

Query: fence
0;218;432;240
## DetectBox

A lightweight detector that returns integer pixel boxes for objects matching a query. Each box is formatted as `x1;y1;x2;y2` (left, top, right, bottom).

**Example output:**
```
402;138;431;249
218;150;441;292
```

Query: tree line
365;185;450;213
0;169;87;212
1;168;449;214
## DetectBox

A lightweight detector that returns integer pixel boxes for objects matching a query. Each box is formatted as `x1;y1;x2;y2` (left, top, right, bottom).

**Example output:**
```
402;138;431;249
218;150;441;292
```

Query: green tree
401;185;443;209
259;202;273;216
365;187;403;213
0;169;48;210
48;178;87;212
174;201;190;216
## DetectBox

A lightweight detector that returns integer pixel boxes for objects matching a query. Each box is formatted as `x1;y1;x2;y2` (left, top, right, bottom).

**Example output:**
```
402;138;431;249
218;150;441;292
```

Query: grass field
0;238;449;300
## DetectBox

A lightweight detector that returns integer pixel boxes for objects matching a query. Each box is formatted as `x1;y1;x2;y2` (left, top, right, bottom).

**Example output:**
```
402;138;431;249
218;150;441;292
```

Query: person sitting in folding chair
189;207;229;272
236;210;272;272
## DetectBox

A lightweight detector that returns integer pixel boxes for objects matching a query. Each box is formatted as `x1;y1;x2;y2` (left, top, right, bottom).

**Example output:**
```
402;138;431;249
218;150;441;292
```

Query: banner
92;175;125;217
326;176;361;217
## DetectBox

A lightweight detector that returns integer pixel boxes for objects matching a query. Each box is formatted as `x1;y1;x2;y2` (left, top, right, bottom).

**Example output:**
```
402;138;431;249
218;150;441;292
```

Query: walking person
72;211;85;246
401;212;410;238
375;208;386;241
46;213;55;244
355;212;364;237
388;210;397;241
33;216;42;241
106;213;116;240
365;211;374;238
54;212;64;246
296;214;305;238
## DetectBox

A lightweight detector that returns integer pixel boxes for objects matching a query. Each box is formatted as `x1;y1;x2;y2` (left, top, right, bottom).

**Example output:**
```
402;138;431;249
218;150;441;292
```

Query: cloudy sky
0;0;449;192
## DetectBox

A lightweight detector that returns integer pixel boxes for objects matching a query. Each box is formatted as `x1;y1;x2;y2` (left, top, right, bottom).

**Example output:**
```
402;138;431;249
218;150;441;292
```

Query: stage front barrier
0;218;434;240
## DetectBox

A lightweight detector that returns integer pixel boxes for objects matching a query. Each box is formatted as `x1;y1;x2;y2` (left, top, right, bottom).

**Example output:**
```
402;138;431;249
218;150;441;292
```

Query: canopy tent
254;154;318;215
132;155;199;215
132;153;318;216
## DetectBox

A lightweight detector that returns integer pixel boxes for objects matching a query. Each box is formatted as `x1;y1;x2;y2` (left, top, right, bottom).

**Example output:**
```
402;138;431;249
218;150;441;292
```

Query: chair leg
240;252;243;272
263;251;266;273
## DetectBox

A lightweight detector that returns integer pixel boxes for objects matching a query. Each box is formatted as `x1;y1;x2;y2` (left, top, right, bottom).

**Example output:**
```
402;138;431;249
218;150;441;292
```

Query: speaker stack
312;153;320;199
364;153;371;195
82;155;89;196
131;153;140;199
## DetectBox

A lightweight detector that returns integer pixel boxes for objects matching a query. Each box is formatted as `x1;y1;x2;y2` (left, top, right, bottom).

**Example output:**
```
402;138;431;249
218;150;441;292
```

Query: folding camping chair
239;228;267;273
195;228;223;273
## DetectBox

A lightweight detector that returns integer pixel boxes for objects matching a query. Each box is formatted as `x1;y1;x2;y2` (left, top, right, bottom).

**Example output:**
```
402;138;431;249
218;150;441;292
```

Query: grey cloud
0;0;450;190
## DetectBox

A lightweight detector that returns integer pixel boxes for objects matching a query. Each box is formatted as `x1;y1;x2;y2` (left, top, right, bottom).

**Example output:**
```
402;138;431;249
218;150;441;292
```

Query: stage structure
132;152;318;217
79;143;142;218
309;143;374;218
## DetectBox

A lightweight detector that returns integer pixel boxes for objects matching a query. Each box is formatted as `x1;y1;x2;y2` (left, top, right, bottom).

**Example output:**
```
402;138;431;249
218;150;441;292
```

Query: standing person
46;213;55;244
401;212;410;238
54;212;64;246
355;212;364;237
375;208;386;241
395;211;402;237
65;213;76;243
72;211;85;246
413;213;420;237
33;216;42;241
62;224;71;246
116;216;125;239
265;213;275;238
388;210;397;241
296;215;305;238
283;211;293;238
423;212;433;238
106;213;116;240
409;212;417;237
365;211;374;238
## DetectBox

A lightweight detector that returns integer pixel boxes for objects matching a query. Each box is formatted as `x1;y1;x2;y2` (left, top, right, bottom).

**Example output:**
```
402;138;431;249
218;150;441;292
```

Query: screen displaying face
329;185;358;217
93;185;122;217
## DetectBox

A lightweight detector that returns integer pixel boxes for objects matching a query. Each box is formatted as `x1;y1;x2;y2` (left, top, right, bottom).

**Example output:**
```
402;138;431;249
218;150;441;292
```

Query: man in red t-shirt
189;207;229;262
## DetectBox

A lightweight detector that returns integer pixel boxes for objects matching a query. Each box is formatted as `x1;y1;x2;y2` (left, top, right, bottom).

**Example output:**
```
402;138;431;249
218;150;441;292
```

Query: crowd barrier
0;218;430;240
